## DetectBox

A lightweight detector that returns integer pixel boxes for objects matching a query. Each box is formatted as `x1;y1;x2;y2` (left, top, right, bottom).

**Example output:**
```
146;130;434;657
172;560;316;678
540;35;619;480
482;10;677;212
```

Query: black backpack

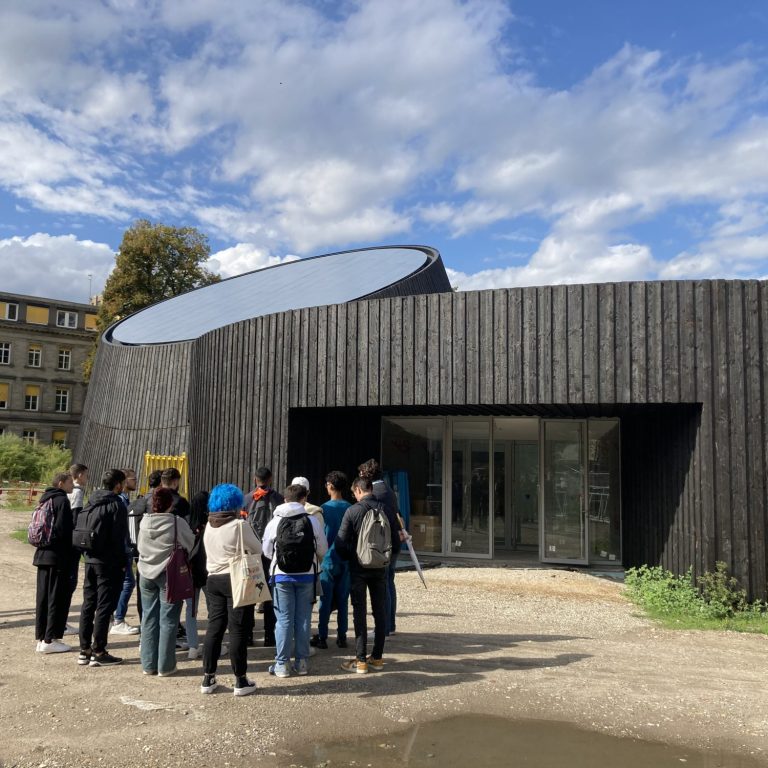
275;514;315;573
72;499;110;554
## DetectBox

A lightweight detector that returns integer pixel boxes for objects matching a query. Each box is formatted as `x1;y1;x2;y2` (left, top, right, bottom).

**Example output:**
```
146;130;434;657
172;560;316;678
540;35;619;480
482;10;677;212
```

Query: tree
0;434;71;484
84;220;221;379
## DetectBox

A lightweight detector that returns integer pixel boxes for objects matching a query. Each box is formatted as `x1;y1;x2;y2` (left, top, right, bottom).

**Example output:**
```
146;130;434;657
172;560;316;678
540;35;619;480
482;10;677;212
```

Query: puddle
288;714;763;767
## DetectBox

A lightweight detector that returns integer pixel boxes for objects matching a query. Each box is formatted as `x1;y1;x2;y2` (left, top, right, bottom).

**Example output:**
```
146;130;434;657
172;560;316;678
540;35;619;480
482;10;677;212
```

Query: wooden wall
78;279;768;598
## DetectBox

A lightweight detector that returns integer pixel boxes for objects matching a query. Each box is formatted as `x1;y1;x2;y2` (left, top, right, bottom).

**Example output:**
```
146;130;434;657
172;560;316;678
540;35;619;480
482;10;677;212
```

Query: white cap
291;476;310;491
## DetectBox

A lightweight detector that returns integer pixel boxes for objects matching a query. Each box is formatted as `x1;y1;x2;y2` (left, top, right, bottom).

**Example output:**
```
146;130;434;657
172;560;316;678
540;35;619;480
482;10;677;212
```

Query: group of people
31;458;406;696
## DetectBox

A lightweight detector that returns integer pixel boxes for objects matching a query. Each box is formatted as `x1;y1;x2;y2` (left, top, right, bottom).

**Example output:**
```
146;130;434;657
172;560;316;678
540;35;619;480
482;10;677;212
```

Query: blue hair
208;483;244;513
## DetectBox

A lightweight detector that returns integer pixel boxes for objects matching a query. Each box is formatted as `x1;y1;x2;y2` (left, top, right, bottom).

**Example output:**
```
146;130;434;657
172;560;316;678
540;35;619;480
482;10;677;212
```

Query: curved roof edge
104;244;450;347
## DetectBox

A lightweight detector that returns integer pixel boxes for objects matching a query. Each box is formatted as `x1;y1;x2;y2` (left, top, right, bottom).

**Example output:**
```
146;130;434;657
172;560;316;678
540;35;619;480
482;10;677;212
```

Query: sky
0;0;767;303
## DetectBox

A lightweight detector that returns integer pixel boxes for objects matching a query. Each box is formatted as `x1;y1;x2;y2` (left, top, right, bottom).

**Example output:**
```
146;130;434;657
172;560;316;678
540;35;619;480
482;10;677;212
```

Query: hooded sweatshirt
203;517;262;576
262;501;328;582
137;512;194;580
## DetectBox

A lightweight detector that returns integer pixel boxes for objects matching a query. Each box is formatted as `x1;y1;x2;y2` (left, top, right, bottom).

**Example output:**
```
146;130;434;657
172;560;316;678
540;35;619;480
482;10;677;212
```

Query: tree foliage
0;434;72;484
84;220;221;379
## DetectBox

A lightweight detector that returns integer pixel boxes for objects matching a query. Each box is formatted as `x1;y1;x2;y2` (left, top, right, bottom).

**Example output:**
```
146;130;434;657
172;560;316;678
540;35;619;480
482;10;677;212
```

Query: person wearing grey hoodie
137;487;194;677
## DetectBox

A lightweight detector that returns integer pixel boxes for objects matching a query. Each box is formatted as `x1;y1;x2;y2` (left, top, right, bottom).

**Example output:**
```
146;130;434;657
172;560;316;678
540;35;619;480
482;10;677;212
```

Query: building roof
106;245;444;346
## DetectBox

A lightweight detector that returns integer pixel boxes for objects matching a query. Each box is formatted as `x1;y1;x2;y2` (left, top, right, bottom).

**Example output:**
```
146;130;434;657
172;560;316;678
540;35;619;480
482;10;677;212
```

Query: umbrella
398;514;427;589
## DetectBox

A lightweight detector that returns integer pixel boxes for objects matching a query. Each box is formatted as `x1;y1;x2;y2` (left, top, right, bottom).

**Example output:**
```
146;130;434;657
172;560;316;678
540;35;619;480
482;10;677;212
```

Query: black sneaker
89;651;123;667
263;633;276;648
200;673;218;694
310;634;328;649
234;676;257;697
336;635;348;648
77;649;92;666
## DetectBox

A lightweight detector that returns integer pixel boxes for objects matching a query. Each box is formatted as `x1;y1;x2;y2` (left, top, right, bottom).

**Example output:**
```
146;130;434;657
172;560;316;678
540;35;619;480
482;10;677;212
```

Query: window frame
5;303;18;321
57;347;72;371
22;430;37;443
54;387;70;413
24;387;40;412
0;342;10;365
27;345;42;368
0;382;8;409
56;310;78;329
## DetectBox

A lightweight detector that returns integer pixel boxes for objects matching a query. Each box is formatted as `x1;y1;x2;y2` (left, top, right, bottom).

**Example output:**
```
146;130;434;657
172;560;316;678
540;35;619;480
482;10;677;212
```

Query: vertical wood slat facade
78;279;768;598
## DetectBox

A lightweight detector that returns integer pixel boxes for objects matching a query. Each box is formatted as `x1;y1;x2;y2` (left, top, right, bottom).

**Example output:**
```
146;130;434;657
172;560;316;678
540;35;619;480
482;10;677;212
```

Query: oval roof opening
107;245;440;345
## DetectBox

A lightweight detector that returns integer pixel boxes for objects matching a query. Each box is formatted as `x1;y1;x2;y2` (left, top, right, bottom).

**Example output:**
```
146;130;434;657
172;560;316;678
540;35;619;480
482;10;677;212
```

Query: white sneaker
62;623;78;636
187;646;200;660
35;640;43;652
110;621;140;636
40;640;71;654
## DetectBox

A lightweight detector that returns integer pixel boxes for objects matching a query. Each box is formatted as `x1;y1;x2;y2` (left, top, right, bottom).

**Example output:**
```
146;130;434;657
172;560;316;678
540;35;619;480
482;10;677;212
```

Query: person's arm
241;520;263;555
311;516;328;559
334;507;355;560
262;519;276;559
177;518;196;553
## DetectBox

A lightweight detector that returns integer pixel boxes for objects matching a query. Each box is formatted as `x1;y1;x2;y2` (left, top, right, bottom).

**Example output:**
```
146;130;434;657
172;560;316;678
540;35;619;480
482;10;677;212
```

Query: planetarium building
77;246;768;598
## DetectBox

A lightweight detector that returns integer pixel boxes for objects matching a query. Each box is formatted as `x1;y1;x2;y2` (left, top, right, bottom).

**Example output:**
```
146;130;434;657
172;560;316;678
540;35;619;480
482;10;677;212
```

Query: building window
28;345;42;367
27;306;49;325
24;385;40;411
4;303;18;321
58;348;72;370
0;342;9;365
52;430;67;447
54;388;69;413
56;310;78;329
22;430;37;443
84;313;98;331
0;382;8;409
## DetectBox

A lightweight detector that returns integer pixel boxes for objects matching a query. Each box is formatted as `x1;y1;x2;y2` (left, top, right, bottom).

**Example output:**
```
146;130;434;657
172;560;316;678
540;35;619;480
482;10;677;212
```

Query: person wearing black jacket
34;473;75;654
335;476;404;674
77;468;128;667
245;466;284;647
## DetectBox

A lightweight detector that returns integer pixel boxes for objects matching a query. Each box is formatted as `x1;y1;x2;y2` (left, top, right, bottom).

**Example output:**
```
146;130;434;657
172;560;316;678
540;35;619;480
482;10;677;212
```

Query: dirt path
1;509;766;767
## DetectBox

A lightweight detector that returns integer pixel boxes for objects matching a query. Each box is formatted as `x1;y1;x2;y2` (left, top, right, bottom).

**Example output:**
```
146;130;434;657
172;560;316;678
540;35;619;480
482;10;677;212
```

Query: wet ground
289;714;764;768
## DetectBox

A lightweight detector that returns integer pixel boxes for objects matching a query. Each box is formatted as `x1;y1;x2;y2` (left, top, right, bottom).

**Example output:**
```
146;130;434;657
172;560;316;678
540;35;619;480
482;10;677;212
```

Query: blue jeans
139;573;182;674
114;553;135;623
385;558;397;634
185;588;201;649
273;580;314;665
317;564;349;640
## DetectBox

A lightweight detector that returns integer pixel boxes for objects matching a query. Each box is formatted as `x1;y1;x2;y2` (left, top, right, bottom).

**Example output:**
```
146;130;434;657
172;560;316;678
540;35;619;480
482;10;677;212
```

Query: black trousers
203;574;255;678
261;554;276;639
350;568;387;661
35;565;71;642
79;563;124;654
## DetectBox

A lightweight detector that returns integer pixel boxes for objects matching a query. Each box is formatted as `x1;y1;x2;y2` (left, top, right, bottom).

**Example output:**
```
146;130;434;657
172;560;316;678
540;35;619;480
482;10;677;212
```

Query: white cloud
0;0;767;288
447;230;656;290
208;243;297;278
0;234;114;302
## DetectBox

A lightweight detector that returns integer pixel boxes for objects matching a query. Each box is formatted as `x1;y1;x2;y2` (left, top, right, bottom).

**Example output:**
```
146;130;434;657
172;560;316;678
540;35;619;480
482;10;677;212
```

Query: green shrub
0;434;71;485
625;562;768;633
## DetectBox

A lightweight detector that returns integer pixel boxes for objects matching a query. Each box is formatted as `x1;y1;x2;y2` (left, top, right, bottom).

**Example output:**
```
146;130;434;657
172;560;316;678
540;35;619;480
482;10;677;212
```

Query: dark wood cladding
78;279;768;598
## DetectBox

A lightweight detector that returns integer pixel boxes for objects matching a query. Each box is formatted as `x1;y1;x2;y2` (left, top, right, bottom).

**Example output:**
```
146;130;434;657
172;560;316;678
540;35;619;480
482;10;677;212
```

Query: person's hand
398;530;408;542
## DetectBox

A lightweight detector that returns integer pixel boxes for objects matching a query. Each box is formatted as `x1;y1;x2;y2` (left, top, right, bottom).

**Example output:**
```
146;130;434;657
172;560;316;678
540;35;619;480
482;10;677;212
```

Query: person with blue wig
200;483;261;696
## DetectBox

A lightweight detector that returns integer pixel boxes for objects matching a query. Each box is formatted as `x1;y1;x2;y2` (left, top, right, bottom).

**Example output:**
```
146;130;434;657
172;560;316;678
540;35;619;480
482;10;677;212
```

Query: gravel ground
1;508;767;767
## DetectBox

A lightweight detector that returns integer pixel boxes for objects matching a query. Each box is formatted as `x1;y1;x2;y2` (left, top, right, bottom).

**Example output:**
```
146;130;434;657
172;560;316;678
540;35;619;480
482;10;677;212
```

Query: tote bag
229;520;268;608
166;516;195;603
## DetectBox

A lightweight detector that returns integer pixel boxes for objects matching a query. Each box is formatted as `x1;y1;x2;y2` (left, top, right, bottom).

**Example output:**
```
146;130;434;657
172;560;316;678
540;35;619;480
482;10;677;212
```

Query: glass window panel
28;345;41;367
450;420;490;556
0;342;10;365
588;420;622;564
58;348;71;370
381;417;443;553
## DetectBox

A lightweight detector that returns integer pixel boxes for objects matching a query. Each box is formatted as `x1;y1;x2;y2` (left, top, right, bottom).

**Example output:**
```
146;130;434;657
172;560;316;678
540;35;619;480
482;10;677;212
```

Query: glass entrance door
541;420;588;564
449;420;491;556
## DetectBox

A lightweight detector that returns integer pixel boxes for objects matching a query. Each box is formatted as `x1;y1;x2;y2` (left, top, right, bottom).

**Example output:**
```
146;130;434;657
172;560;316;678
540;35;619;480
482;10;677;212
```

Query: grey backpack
356;502;392;568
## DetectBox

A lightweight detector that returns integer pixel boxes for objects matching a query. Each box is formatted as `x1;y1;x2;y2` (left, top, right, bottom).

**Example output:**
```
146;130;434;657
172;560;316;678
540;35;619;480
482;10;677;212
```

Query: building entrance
381;414;622;565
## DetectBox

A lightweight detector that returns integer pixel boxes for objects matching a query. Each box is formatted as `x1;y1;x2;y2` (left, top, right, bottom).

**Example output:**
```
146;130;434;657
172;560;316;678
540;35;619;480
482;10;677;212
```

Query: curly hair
152;486;175;514
357;458;381;481
208;483;244;513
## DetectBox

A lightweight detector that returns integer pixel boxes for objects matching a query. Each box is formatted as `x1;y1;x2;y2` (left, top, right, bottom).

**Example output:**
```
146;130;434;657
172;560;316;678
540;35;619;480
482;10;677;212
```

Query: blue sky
0;0;767;303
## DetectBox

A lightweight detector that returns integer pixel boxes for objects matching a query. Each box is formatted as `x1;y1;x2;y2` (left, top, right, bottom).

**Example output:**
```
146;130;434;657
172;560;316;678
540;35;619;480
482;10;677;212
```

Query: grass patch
625;563;768;634
10;528;29;544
